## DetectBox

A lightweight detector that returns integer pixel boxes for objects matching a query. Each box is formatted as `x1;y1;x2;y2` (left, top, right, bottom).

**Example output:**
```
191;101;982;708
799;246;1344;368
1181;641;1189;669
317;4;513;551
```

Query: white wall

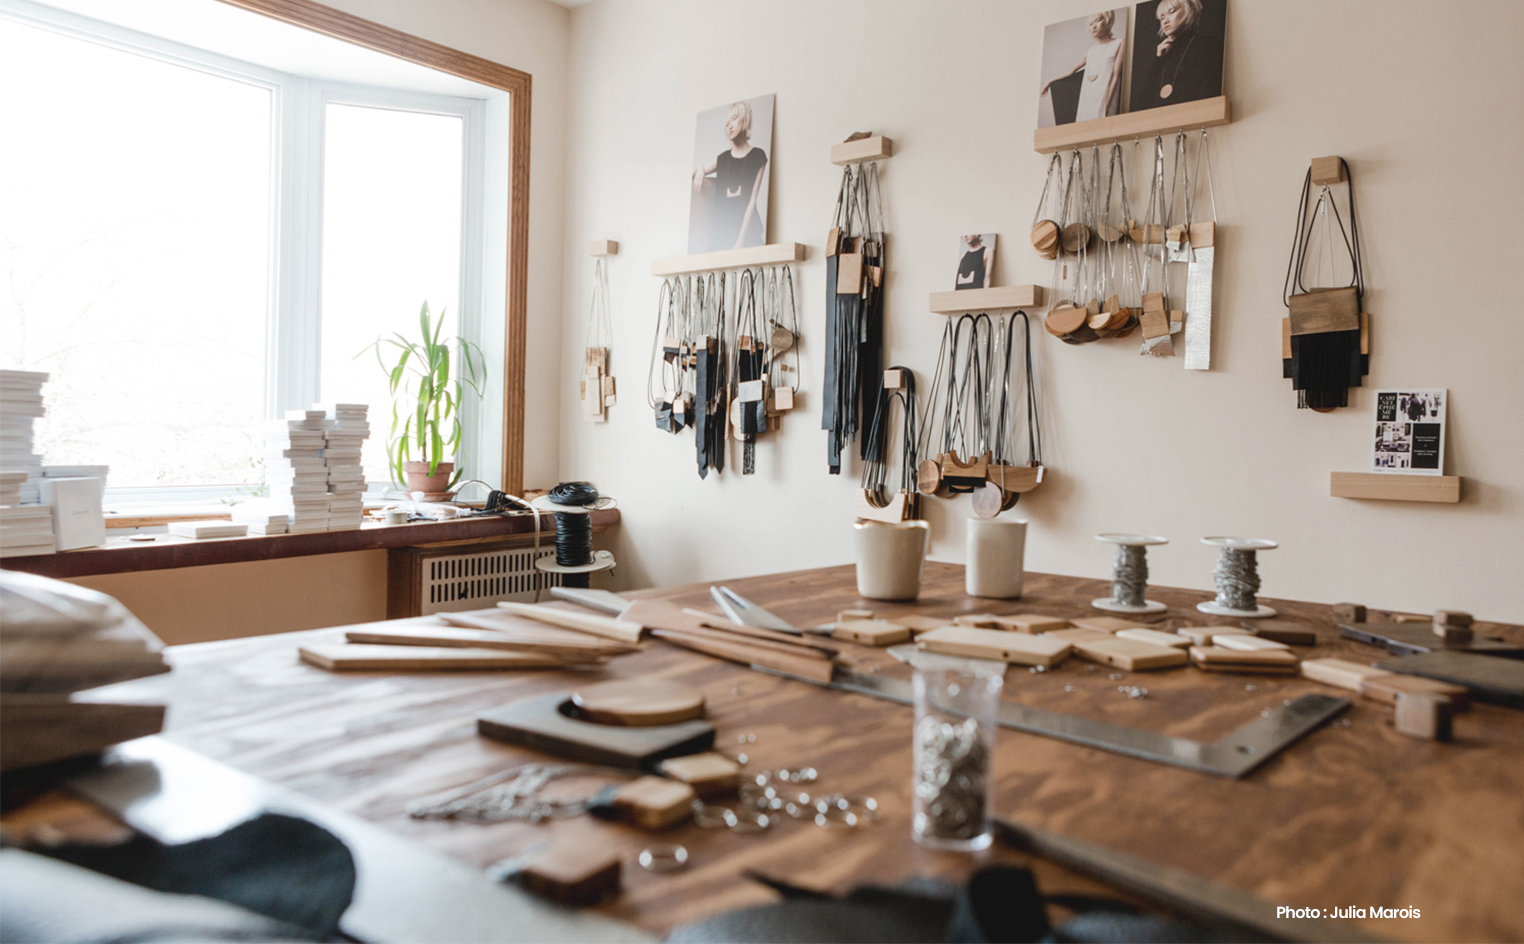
319;0;571;491
560;0;1524;622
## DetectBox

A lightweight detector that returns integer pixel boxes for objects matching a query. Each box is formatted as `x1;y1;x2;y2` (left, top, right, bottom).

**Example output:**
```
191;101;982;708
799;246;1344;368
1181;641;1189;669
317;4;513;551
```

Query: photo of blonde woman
954;234;997;291
1037;8;1128;128
688;94;775;254
1129;0;1225;111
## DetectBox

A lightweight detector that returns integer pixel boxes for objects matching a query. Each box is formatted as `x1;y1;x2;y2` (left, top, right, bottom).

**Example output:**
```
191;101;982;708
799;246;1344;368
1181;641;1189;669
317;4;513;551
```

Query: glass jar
911;659;1004;851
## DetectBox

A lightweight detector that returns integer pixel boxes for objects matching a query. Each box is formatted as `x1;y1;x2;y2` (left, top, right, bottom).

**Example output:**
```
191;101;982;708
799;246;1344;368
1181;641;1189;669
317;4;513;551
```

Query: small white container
965;518;1027;599
854;519;930;601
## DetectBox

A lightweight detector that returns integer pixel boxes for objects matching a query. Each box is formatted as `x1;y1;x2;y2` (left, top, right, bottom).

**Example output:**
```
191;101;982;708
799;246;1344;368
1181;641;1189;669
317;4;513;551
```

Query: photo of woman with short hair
1129;0;1226;111
955;234;996;290
689;95;774;253
1039;9;1127;126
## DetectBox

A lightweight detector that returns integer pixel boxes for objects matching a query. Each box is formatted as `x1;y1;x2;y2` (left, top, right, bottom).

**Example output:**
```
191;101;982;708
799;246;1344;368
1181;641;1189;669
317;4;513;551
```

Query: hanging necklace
1159;32;1195;100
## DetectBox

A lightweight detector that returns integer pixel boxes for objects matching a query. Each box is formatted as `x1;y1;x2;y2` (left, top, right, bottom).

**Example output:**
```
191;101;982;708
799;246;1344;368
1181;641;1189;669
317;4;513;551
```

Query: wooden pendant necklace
859;367;919;523
1158;32;1195;100
581;257;615;421
1030;153;1063;260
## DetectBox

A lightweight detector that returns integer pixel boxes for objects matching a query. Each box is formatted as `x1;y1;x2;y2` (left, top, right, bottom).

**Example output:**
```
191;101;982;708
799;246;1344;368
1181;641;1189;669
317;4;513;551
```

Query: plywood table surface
83;564;1524;942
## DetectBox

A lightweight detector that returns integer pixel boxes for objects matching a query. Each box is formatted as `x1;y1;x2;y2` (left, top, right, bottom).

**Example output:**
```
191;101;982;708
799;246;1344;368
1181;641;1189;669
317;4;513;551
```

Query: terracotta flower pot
402;460;454;496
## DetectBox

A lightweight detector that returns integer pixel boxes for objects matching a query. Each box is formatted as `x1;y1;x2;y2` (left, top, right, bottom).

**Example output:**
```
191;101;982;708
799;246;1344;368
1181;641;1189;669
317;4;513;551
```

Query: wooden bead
1394;691;1453;742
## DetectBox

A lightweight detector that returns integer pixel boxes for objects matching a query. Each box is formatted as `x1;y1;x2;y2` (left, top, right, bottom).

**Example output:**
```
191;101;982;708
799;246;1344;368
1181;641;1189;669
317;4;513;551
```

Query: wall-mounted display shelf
1330;472;1461;504
587;240;618;257
1033;96;1230;154
651;243;808;277
831;134;893;165
929;285;1045;314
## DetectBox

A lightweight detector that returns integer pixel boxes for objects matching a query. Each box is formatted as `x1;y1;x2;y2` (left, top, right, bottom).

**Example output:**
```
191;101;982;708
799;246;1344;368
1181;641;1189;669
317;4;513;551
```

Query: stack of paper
229;501;289;536
316;403;370;531
167;520;249;540
262;409;335;533
43;465;109;495
0;370;49;505
0;496;56;559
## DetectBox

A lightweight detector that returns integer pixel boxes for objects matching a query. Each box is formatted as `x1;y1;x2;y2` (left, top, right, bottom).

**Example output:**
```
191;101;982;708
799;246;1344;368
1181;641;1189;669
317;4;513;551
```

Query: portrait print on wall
688;94;775;254
1038;8;1129;128
954;235;996;290
1129;0;1225;111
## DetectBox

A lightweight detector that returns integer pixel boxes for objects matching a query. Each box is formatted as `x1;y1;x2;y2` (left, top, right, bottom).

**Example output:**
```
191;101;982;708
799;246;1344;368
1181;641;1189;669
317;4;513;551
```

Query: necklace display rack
823;134;892;477
1036;132;1218;368
581;241;618;421
1281;156;1369;411
915;307;1046;518
647;247;806;479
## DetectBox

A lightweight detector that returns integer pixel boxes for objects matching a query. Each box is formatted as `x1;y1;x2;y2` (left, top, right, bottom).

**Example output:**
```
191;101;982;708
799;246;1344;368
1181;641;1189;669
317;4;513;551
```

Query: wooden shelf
929;285;1045;314
587;239;618;257
651;243;808;277
831;135;893;165
1330;472;1461;503
1033;96;1230;154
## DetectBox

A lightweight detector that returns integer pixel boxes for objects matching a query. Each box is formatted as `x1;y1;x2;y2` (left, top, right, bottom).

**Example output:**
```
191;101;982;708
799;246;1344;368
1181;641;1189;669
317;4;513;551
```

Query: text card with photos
1372;389;1446;475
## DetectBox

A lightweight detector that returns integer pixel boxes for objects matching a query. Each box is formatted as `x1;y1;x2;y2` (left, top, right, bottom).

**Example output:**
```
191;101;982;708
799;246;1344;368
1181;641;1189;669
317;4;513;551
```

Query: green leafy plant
360;301;484;489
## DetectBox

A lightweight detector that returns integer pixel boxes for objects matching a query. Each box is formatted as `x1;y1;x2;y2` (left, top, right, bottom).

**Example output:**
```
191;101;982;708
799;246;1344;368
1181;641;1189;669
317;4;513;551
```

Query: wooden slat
830;134;893;165
1330;472;1461;503
1034;96;1230;154
650;243;808;277
210;0;531;495
929;285;1044;314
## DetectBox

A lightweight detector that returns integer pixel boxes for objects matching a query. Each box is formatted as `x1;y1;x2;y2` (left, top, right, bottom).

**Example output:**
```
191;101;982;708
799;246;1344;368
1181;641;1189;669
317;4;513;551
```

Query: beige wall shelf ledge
1330;472;1461;503
1033;96;1230;154
651;243;808;277
587;240;619;257
831;135;893;165
929;285;1045;314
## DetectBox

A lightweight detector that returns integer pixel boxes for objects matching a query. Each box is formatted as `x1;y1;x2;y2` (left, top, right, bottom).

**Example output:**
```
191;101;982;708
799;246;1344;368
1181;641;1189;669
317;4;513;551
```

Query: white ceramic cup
854;520;931;601
965;518;1027;599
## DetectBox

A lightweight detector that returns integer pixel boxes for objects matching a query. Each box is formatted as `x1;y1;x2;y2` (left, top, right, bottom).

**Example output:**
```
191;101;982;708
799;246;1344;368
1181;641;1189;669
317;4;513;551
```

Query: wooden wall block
587;239;619;257
1310;156;1345;186
1331;603;1367;623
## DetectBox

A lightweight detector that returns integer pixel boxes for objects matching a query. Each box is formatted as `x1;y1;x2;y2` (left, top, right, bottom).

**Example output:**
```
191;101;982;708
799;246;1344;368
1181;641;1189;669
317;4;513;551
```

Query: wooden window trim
214;0;531;494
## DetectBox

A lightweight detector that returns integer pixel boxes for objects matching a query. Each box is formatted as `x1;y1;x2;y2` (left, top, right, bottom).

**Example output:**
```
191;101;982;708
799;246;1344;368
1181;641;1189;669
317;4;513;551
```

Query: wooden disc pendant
1160;84;1174;99
1061;222;1092;254
1096;221;1124;243
770;324;794;351
971;481;1006;519
1030;220;1060;257
572;679;706;727
916;458;943;495
1046;305;1089;337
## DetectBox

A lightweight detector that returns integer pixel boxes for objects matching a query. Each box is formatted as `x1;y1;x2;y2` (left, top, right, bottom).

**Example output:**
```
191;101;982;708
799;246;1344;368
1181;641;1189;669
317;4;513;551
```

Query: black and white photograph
1128;0;1225;112
954;234;996;290
1372;389;1447;475
688;94;775;254
1038;8;1129;128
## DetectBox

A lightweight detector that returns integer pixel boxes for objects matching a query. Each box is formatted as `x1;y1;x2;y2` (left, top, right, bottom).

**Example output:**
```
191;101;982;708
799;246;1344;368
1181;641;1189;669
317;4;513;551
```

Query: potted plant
363;301;484;497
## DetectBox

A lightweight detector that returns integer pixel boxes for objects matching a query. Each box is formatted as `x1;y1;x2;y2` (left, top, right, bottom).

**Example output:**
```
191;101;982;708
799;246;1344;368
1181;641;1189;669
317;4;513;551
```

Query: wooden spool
571;679;706;727
1061;222;1092;254
1030;220;1060;256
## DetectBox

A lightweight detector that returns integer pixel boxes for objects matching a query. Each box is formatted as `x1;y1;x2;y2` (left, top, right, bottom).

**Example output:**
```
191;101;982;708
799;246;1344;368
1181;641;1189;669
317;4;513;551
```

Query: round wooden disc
1096;222;1123;243
1030;221;1060;253
916;458;943;495
1061;223;1092;254
971;482;1005;519
571;680;706;727
1047;306;1088;335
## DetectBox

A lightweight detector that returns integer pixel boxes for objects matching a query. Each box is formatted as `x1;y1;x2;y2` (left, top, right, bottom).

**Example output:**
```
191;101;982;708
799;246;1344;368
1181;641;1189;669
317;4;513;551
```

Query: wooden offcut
1310;156;1345;186
587;239;619;257
0;696;165;772
929;285;1044;314
613;776;696;829
831;619;912;647
1115;628;1192;649
301;644;586;671
1394;691;1453;742
918;626;1071;667
994;614;1071;634
519;845;621;905
658;752;741;797
1189;646;1300;673
1358;674;1471;711
1301;657;1392;691
1073;637;1189;671
495;602;644;644
1069;616;1152;634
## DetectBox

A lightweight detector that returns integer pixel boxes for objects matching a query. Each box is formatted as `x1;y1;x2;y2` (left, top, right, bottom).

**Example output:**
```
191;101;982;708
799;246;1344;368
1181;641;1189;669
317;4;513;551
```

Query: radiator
419;546;560;614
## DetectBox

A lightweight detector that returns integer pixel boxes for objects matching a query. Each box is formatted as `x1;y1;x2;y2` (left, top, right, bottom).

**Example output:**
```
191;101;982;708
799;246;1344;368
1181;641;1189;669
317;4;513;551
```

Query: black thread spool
545;482;599;588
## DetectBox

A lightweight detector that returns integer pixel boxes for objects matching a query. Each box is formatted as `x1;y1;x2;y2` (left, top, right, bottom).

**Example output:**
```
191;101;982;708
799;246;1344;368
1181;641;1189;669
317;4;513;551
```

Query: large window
0;4;492;500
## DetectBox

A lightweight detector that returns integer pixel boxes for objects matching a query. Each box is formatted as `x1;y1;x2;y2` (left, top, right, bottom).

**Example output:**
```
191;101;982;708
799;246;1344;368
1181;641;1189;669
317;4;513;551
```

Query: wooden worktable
75;564;1524;941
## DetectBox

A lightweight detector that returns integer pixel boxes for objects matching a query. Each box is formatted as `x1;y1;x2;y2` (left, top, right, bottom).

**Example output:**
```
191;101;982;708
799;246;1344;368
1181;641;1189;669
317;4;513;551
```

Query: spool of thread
547;481;599;587
1196;537;1278;619
1090;534;1168;614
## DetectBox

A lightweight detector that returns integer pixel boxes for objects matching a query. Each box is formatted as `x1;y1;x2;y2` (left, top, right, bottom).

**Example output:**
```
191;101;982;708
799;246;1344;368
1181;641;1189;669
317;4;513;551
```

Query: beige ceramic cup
854;520;931;601
966;518;1027;598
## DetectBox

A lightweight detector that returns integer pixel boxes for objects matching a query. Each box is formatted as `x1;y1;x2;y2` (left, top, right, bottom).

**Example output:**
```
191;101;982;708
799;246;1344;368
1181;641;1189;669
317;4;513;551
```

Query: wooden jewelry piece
582;245;617;421
824;159;888;475
857;366;921;523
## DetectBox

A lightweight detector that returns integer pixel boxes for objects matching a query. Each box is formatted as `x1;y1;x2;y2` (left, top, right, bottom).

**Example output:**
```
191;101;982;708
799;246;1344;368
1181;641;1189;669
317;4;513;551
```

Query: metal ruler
759;668;1348;779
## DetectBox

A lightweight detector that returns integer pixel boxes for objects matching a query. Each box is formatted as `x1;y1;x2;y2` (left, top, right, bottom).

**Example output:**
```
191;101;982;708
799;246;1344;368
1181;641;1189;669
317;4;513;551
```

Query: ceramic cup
854;519;931;601
965;518;1027;599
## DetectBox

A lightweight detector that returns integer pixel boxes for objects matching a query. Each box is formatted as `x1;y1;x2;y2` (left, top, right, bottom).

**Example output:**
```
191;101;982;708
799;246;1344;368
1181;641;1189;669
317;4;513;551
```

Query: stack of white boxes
229;502;289;536
262;410;333;534
318;404;369;531
0;371;56;557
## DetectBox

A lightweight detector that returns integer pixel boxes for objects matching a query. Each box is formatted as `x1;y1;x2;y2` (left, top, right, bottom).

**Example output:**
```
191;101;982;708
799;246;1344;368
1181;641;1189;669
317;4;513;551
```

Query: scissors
710;586;833;635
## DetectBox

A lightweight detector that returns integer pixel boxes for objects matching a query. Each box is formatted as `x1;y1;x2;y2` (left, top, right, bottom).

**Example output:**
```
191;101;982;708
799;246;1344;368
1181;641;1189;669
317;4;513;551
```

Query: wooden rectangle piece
651;243;808;277
831;619;913;647
928;285;1044;314
1358;674;1471;711
1043;627;1112;644
586;239;619;257
1301;658;1392;691
1115;628;1192;649
994;614;1071;634
1072;637;1189;671
1033;95;1230;154
613;776;696;829
1288;287;1360;336
917;626;1071;667
1068;616;1152;634
1177;625;1254;646
1330;472;1462;503
658;752;740;797
1394;691;1453;742
1189;646;1300;673
520;845;621;905
830;134;893;165
301;644;583;672
891;615;955;635
1213;634;1292;653
836;252;865;294
1310;156;1345;186
1245;620;1317;646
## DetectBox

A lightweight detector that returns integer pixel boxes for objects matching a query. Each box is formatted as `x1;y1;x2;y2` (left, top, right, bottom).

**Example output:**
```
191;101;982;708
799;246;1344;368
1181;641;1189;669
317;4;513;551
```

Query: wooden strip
1034;95;1230;153
495;601;644;643
299;644;585;671
917;626;1071;667
1358;674;1471;711
830;620;912;646
1300;658;1393;691
653;625;829;663
435;612;636;652
830;134;893;165
0;697;165;772
1072;637;1189;671
1330;473;1461;503
621;600;841;656
929;285;1044;314
346;627;623;660
651;243;807;277
1188;646;1299;670
648;629;834;683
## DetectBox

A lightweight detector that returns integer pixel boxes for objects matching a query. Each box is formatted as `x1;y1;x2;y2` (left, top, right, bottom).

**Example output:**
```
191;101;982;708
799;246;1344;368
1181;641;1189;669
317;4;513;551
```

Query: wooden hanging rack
587;240;619;257
651;243;808;277
831;134;893;165
929;285;1046;315
1033;96;1230;154
1329;473;1461;504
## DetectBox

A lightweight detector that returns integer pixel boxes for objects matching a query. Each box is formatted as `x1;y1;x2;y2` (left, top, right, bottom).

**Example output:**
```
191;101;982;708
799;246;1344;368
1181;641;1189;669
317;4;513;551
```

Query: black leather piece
37;812;355;940
656;402;674;432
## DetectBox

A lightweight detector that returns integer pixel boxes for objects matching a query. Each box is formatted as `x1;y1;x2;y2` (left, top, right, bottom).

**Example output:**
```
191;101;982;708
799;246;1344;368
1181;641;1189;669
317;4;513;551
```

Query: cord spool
533;482;616;589
1090;533;1168;614
1196;537;1278;619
